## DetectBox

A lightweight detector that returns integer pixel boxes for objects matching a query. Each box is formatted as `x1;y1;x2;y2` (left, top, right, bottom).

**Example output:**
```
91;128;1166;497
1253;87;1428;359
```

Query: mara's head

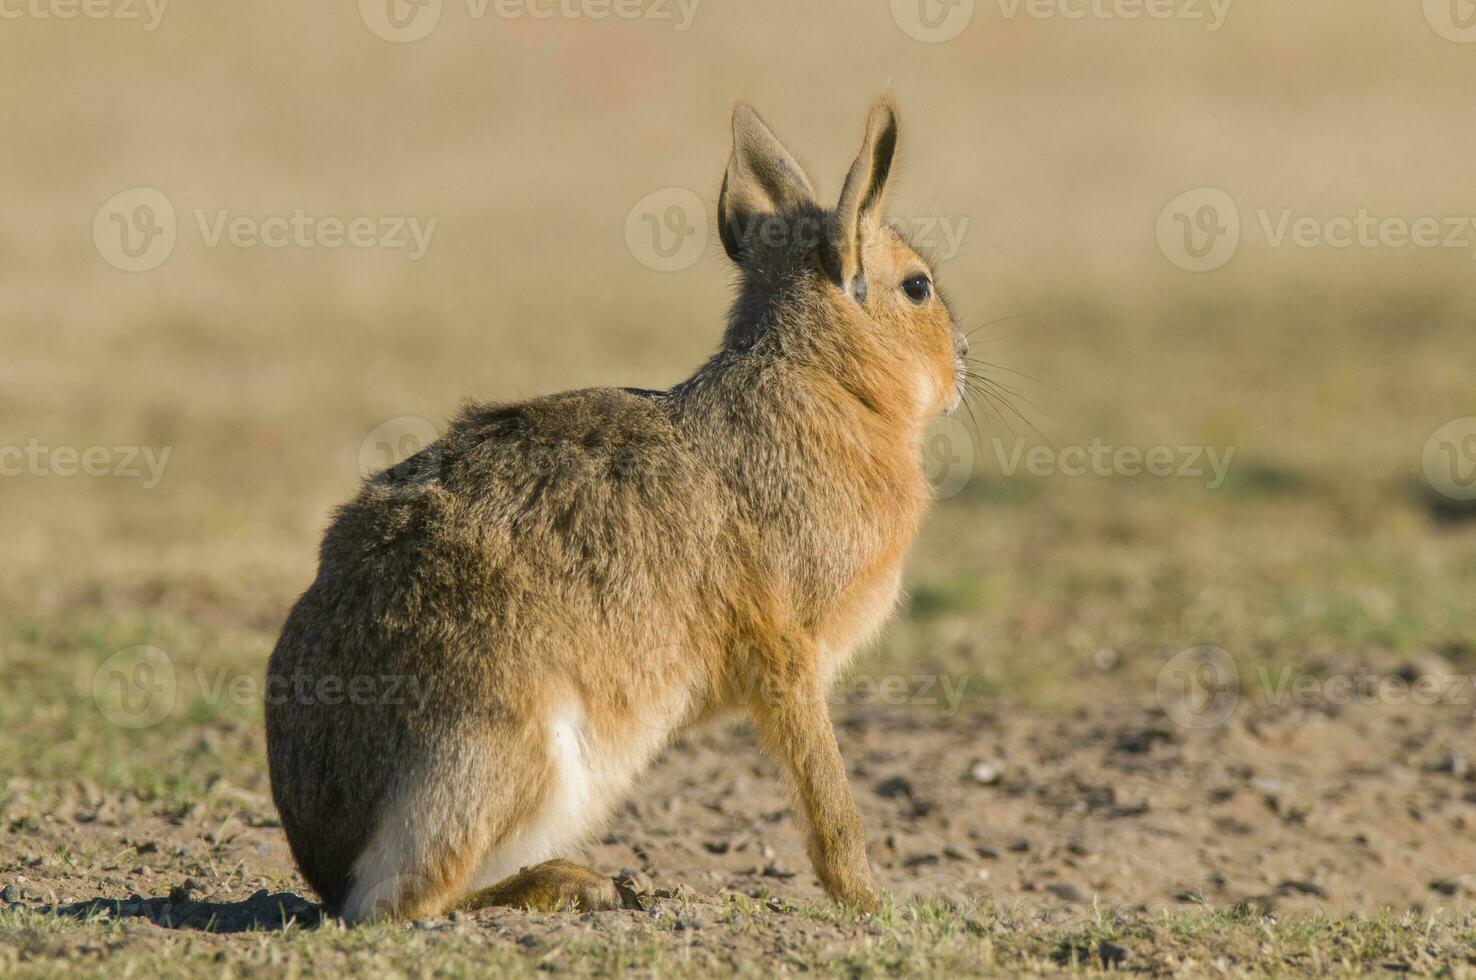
716;98;966;422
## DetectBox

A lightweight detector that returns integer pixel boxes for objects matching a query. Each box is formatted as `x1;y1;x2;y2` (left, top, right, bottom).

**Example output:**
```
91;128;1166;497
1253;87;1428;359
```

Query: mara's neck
670;335;935;553
668;341;933;628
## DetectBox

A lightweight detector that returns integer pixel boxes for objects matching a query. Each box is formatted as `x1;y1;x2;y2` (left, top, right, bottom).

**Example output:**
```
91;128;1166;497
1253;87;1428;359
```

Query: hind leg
455;858;620;912
340;729;530;923
339;777;502;923
344;704;633;921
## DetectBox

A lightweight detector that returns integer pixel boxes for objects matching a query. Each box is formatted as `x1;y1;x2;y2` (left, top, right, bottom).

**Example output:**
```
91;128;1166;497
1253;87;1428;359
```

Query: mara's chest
815;555;907;687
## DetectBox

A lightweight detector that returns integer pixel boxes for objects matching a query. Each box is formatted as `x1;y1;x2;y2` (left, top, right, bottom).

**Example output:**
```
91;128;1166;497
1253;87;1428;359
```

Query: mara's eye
901;274;932;304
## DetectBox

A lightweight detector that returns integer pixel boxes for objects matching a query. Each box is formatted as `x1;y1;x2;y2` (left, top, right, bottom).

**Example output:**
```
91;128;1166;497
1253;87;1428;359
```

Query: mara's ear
718;104;817;262
828;98;898;302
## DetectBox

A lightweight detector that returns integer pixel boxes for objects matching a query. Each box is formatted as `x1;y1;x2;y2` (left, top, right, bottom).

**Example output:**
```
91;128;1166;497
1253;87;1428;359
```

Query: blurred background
2;0;1475;721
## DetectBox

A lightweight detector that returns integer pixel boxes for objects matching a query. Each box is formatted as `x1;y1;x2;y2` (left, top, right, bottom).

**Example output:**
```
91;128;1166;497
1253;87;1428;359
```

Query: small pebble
968;761;1002;786
1277;879;1327;897
875;776;914;798
1046;881;1086;902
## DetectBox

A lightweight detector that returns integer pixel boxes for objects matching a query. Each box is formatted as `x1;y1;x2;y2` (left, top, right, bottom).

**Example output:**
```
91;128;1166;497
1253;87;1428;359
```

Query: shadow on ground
38;890;324;933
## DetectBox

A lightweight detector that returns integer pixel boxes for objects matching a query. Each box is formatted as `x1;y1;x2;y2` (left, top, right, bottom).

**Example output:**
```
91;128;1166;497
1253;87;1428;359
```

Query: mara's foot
455;859;620;913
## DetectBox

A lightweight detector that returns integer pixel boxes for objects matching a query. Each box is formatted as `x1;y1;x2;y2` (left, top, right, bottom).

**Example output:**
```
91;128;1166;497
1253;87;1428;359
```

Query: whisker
964;314;1030;343
964;358;1061;394
970;378;1054;448
958;389;982;445
967;384;1018;439
970;375;1062;426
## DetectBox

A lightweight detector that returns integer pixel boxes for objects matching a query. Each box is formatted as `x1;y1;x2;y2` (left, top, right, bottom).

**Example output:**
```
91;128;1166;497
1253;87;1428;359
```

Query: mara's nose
956;335;970;357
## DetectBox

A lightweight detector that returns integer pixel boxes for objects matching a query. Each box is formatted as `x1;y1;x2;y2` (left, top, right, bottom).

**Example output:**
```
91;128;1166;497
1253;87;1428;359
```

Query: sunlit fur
264;98;963;921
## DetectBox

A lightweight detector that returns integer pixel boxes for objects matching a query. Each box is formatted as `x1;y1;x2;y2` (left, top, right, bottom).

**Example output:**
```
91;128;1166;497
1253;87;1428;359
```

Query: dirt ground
5;684;1476;974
